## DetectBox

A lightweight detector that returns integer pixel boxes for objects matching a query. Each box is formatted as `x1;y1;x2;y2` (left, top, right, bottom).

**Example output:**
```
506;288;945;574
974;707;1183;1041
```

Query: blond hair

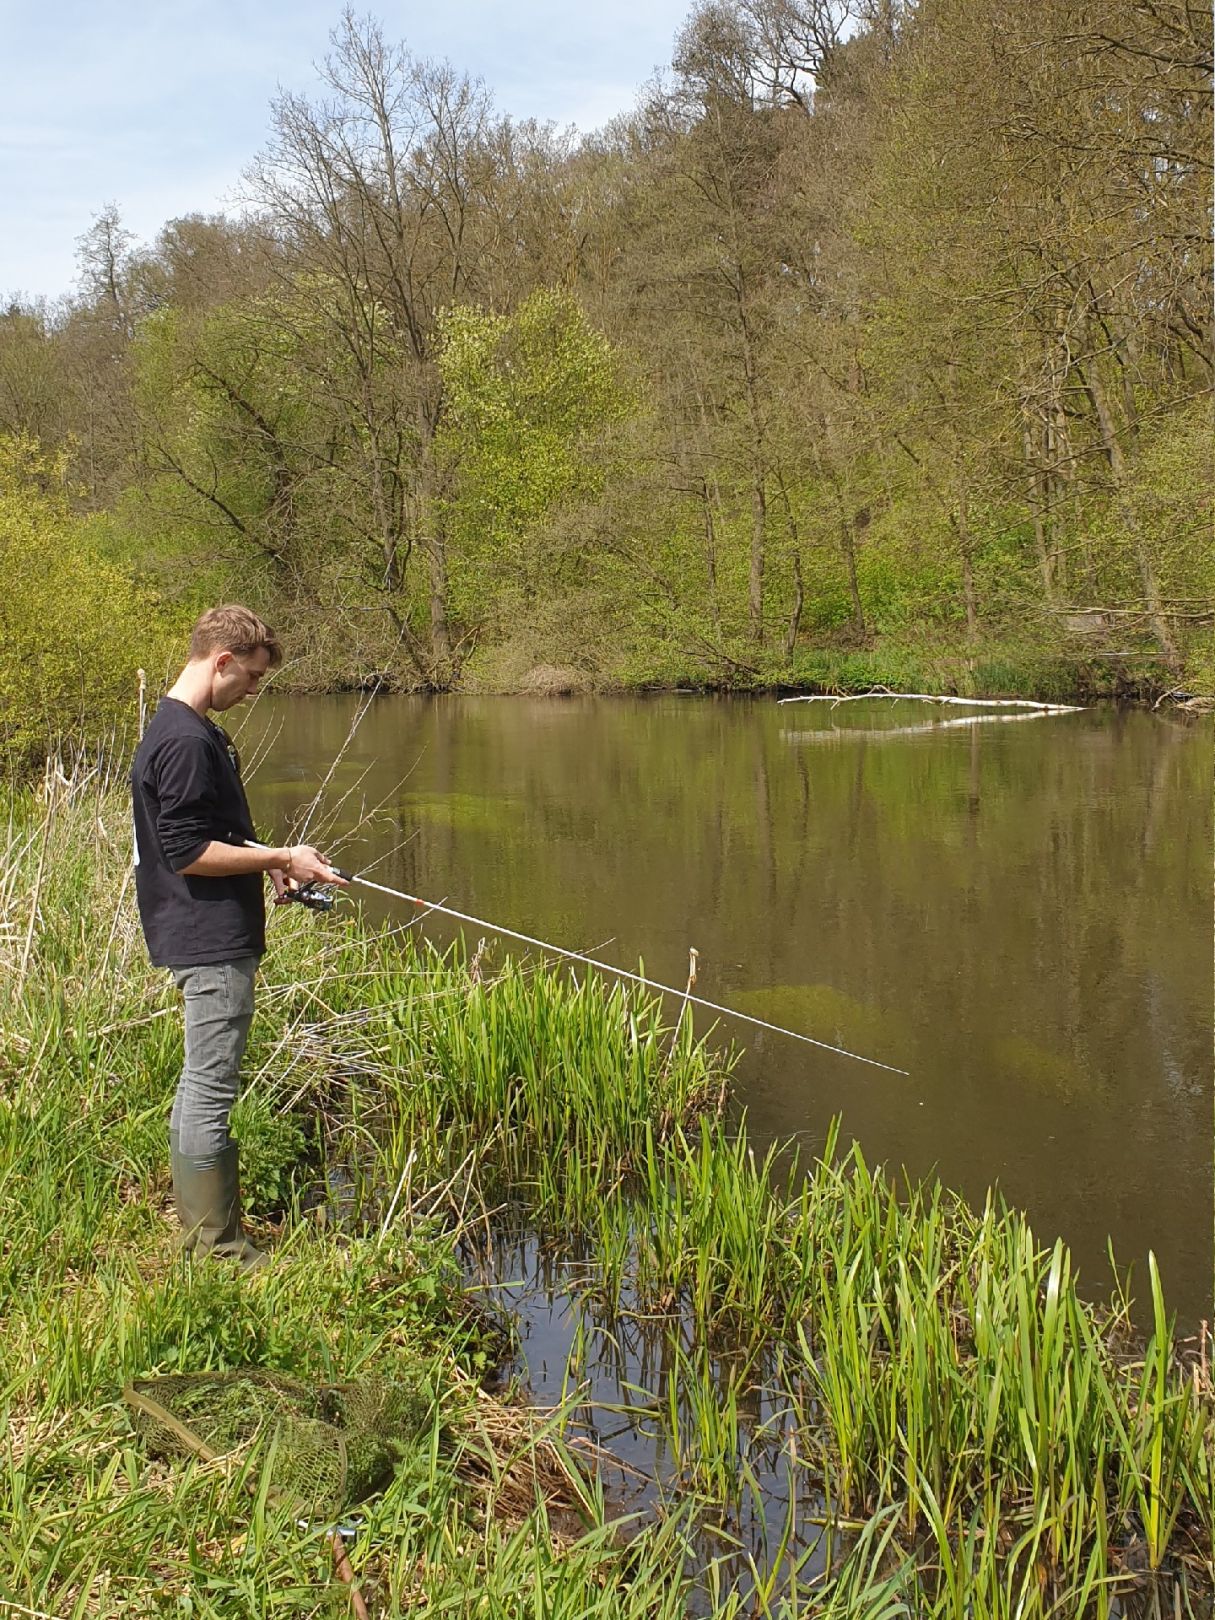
188;605;283;668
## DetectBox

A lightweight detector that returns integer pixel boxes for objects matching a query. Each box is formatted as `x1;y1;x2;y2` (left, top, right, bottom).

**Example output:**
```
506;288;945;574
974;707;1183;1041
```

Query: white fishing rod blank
255;843;909;1076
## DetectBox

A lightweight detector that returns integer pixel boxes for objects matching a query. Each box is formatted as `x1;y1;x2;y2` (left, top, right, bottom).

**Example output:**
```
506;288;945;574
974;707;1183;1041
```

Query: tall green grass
0;773;723;1616
550;1125;1212;1612
1;771;1211;1615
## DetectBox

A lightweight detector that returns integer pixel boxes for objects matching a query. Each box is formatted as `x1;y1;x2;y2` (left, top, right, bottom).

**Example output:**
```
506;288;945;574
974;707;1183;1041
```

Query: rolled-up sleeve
151;736;219;871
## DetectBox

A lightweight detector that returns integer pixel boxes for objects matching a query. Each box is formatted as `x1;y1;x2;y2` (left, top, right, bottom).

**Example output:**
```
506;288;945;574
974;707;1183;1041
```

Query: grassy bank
306;647;1199;706
603;643;1201;705
2;771;1211;1616
367;629;1208;706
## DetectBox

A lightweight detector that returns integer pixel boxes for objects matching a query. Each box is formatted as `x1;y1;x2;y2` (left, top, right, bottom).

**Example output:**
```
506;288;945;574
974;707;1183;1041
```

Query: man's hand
281;844;348;887
271;845;348;906
182;841;351;884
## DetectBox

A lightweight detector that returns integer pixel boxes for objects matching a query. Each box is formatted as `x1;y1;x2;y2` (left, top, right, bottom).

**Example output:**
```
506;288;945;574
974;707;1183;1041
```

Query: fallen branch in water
777;689;1084;713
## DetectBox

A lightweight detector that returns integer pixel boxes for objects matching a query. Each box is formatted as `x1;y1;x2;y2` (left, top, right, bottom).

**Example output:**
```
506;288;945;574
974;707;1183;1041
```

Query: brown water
244;694;1213;1331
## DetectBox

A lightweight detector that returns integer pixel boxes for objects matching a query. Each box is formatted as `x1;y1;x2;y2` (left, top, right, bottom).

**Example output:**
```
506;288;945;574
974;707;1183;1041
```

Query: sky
0;0;694;305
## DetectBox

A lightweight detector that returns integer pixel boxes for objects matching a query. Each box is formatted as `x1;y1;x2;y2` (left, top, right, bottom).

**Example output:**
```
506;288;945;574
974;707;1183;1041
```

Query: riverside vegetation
1;0;1212;750
2;767;1212;1616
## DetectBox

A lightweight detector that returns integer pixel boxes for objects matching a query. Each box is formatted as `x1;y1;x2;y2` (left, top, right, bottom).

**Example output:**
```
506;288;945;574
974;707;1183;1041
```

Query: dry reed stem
445;1363;593;1539
16;797;54;990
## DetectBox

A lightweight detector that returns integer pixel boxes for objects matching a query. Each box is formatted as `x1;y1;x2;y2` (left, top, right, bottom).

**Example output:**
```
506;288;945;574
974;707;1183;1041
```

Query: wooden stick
329;1531;371;1620
777;690;1084;712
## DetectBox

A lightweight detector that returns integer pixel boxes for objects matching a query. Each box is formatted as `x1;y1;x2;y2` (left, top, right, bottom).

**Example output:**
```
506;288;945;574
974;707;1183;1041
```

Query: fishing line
257;844;909;1076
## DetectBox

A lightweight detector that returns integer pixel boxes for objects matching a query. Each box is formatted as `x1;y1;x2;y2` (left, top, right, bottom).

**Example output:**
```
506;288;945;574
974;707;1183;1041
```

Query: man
130;605;347;1268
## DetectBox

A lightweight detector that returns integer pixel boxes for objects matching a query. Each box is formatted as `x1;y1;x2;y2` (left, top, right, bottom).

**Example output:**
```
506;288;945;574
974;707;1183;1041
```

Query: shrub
0;436;177;772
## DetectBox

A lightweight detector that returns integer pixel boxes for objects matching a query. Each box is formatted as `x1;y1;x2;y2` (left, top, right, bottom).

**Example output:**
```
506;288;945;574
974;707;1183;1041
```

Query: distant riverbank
284;643;1201;706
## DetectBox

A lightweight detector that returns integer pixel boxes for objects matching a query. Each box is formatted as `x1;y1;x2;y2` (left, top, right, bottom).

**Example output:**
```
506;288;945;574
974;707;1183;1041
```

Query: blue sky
1;0;693;304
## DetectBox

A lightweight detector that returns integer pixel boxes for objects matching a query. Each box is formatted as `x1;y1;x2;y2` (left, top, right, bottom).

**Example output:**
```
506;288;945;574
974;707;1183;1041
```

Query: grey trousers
168;956;259;1162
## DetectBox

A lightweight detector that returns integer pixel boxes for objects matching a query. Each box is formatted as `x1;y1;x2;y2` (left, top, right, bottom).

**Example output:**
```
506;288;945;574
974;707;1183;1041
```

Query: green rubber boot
171;1138;268;1271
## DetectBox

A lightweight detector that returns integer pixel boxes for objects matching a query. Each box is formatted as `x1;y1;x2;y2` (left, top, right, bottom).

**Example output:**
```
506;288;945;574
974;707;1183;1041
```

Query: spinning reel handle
280;880;339;913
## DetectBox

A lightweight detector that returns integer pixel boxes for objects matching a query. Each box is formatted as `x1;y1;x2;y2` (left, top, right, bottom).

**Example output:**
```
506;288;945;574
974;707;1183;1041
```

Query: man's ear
214;650;234;673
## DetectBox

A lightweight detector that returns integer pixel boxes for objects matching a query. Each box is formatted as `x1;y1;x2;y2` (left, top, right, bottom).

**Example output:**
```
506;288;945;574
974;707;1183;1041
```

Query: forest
1;0;1211;752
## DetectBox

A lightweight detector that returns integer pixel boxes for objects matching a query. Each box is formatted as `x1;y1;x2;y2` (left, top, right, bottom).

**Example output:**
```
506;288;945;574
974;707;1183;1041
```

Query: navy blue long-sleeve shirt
130;697;265;967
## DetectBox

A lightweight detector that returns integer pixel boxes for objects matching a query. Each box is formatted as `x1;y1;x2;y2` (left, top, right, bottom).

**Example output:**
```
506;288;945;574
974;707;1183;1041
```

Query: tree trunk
1046;314;1076;583
749;474;766;645
417;403;453;681
1021;415;1057;606
829;476;867;638
813;441;867;639
842;526;866;639
773;472;805;660
1081;355;1179;664
427;528;452;672
735;292;766;646
700;480;723;638
952;487;978;640
784;550;804;660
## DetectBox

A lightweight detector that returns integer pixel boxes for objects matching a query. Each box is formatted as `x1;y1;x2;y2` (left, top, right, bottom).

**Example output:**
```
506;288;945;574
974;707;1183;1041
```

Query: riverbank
2;772;1211;1616
287;636;1208;707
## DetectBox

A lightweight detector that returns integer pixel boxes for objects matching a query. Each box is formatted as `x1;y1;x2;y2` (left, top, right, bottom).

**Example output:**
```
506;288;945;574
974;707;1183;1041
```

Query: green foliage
856;524;963;634
131;290;344;583
0;436;177;771
437;289;632;611
3;5;1210;696
227;1094;308;1216
1124;399;1215;693
0;776;718;1614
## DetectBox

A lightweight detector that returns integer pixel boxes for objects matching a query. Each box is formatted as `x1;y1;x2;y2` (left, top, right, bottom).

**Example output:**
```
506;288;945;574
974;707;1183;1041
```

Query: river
243;693;1212;1333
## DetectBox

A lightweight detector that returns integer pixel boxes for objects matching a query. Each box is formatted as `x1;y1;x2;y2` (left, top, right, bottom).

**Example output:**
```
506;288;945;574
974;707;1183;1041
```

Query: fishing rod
258;844;909;1077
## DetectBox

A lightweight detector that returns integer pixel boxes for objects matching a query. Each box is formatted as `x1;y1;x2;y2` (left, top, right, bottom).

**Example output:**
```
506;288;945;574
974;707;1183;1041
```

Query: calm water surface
245;694;1212;1331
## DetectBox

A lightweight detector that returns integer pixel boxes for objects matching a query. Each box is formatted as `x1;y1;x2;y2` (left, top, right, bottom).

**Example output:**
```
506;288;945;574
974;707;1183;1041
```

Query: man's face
211;647;272;711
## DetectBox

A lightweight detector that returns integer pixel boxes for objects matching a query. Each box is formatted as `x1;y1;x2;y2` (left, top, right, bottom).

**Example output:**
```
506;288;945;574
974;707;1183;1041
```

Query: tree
1;0;1208;692
246;9;505;685
436;287;631;630
0;436;174;770
0;301;68;449
131;290;326;595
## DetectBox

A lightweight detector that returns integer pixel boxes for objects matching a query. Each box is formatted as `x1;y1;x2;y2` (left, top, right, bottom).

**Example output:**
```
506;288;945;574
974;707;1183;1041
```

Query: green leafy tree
436;289;631;626
0;436;175;771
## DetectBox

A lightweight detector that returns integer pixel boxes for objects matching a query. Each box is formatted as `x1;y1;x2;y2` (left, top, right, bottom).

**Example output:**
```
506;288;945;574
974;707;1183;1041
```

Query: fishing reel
279;880;342;913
